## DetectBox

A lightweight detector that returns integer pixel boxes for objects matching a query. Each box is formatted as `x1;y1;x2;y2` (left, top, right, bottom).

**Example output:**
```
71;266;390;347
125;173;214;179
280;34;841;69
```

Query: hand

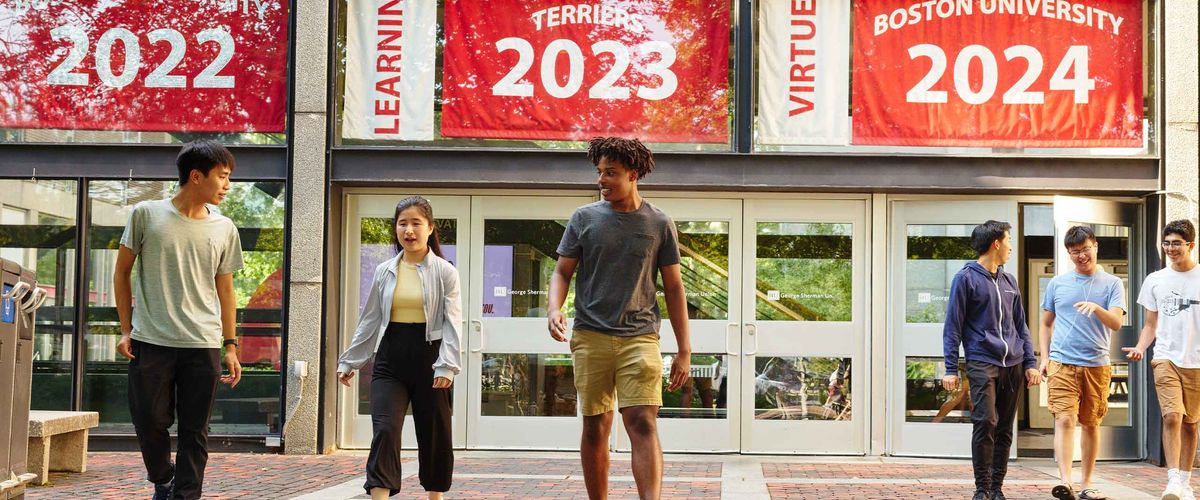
1025;367;1042;387
942;374;959;392
116;334;135;360
668;352;691;391
548;309;568;342
1122;346;1145;361
1074;301;1102;318
220;350;242;388
432;376;452;389
338;371;355;387
1039;358;1050;379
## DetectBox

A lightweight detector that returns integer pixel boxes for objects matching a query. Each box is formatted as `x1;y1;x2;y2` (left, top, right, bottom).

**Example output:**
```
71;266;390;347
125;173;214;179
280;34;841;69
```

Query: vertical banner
441;0;731;143
852;0;1143;147
756;0;850;145
342;0;436;140
0;0;290;132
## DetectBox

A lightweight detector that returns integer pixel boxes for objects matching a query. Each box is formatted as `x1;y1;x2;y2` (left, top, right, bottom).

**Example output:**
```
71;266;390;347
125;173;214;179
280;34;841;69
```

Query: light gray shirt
556;200;680;337
120;199;243;348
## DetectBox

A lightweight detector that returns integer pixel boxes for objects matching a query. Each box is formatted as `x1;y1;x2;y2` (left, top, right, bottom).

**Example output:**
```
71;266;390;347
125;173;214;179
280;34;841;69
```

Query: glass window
905;357;969;423
333;1;736;151
83;181;286;435
659;354;729;419
481;353;576;417
755;223;852;322
482;219;574;318
657;221;729;320
1;179;77;411
905;224;976;324
754;357;851;421
356;216;458;416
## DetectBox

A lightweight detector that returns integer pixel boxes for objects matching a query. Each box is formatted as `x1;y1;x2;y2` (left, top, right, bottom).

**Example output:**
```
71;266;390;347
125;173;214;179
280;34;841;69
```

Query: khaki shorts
1046;361;1112;426
1153;359;1200;424
570;328;663;416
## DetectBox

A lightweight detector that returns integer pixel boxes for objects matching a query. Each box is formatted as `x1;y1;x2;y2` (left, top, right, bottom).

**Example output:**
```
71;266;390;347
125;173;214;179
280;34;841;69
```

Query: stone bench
26;410;100;486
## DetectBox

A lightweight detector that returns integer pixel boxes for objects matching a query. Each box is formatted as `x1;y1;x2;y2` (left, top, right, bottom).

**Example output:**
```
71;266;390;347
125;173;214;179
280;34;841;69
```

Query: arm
547;256;578;342
661;263;691;392
337;266;387;383
1122;309;1157;361
1013;289;1037;371
942;275;967;378
432;264;463;386
1075;302;1125;331
1039;309;1055;375
114;246;136;360
216;272;241;387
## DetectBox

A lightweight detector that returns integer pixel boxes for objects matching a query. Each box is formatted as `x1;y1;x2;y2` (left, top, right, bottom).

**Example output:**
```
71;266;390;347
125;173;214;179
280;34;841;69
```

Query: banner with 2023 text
852;0;1143;147
440;0;732;143
0;0;290;133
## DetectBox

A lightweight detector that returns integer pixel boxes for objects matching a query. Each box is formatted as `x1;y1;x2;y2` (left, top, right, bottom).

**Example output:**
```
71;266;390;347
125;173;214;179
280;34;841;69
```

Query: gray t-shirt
556;200;680;336
120;199;244;348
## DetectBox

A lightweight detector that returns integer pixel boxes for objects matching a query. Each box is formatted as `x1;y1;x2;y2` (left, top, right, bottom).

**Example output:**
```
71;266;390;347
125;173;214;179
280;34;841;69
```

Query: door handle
725;323;738;356
469;320;484;353
744;323;758;356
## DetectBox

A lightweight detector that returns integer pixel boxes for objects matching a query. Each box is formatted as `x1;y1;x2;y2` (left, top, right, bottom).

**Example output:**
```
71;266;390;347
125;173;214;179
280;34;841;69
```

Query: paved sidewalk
27;450;1166;499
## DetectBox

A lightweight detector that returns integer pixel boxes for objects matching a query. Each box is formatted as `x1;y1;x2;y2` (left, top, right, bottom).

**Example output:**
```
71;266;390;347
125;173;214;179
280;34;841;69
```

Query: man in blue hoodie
942;220;1042;500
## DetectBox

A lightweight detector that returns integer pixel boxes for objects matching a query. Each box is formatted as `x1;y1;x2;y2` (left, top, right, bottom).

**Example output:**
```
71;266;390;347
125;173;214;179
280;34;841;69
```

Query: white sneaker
1183;482;1196;500
1165;476;1185;500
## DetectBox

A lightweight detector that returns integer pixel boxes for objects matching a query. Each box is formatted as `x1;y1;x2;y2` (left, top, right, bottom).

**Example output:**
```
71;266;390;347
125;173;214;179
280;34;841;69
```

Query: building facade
0;0;1196;462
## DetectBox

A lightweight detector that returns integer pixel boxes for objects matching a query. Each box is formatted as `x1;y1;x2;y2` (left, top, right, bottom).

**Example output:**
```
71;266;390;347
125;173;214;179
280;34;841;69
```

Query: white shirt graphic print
1138;266;1200;368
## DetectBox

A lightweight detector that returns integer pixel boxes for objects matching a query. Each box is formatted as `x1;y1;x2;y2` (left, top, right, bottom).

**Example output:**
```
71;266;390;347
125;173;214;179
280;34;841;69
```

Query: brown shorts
1046;361;1112;426
570;328;663;416
1152;359;1200;424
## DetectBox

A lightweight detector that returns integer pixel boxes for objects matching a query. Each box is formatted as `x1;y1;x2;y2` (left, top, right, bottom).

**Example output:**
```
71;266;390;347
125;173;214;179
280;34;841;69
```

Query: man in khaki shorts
1126;219;1200;500
1039;226;1126;500
548;137;692;500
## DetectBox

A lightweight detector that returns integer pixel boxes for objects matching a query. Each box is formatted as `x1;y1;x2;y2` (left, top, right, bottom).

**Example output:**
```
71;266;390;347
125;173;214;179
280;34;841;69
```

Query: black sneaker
989;489;1007;500
1051;483;1076;500
972;490;991;500
152;479;173;500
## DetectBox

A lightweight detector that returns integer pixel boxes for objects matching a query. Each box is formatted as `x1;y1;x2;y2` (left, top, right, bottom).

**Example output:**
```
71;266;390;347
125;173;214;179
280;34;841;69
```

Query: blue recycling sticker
1;284;13;324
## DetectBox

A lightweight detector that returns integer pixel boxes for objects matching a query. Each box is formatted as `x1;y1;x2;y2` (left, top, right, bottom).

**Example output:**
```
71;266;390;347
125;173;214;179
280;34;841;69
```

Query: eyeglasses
1162;241;1190;249
1068;246;1095;256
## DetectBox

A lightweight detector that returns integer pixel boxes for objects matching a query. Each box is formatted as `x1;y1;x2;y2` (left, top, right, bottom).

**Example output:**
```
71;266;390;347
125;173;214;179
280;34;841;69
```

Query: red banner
441;0;731;143
0;1;290;133
852;0;1142;147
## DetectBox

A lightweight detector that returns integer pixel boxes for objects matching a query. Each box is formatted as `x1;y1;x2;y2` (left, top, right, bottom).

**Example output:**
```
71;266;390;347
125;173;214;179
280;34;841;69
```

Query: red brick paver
761;462;1054;480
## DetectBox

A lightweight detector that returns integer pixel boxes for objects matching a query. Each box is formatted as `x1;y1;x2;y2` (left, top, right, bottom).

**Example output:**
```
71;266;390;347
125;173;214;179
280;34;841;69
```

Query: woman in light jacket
337;196;461;500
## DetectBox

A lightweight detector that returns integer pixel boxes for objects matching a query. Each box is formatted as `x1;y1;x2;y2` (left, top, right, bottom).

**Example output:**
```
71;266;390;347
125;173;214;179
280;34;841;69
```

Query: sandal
1078;488;1107;499
1051;483;1076;500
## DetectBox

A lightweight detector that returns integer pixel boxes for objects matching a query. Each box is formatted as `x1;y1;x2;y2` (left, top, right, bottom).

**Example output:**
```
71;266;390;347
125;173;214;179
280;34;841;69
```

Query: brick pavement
25;451;1167;499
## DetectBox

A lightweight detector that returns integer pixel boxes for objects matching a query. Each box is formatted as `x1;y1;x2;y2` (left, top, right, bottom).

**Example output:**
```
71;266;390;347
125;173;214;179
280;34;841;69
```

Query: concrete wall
283;0;329;454
1164;0;1200;224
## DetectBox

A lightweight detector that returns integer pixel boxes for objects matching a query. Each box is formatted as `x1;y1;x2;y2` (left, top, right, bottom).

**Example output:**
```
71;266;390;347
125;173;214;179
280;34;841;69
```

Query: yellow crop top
389;261;426;323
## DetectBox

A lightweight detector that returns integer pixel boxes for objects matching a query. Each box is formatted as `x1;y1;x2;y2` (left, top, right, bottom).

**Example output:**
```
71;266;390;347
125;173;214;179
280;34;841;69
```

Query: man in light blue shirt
1039;225;1126;500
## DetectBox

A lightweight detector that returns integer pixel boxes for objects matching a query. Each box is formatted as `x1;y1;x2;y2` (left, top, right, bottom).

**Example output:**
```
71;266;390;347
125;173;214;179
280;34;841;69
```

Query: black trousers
365;322;454;495
966;360;1024;492
127;339;221;500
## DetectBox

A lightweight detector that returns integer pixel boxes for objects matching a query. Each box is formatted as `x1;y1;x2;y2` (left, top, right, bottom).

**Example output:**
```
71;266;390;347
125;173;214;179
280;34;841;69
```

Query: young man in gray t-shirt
114;140;244;500
548;137;693;500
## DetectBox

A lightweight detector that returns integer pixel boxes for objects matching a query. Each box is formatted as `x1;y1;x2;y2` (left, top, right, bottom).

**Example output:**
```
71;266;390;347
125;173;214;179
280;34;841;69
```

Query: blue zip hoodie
943;262;1036;375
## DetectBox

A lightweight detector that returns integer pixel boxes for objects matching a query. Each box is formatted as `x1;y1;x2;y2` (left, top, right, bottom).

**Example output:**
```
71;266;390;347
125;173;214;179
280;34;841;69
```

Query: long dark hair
392;196;443;258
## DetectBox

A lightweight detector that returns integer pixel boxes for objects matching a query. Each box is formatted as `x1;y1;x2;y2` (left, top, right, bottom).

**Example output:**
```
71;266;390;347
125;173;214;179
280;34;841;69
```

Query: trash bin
0;258;27;481
9;265;41;483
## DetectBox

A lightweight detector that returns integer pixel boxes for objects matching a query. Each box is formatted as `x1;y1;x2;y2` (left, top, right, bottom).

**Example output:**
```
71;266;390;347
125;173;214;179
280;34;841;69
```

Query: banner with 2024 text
0;0;290;133
342;0;436;141
852;0;1143;147
440;0;731;143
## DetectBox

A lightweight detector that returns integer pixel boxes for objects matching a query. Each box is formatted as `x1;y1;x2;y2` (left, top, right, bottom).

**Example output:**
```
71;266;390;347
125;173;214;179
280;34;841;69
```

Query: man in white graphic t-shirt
1125;219;1200;500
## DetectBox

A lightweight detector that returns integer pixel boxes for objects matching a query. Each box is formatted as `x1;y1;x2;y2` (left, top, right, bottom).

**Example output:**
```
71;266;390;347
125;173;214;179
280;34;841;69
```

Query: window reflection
482;219;574;318
659;354;728;419
755;223;852;322
481;354;577;417
657;221;729;321
754;357;851;421
905;357;970;424
905;224;975;324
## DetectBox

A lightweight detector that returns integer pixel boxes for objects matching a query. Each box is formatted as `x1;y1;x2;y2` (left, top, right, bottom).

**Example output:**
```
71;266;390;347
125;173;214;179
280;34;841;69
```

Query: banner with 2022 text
440;0;732;143
852;0;1143;147
0;0;290;133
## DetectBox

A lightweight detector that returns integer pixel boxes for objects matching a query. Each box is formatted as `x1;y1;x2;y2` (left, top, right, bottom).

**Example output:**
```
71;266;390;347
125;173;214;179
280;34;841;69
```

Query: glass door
740;199;868;454
613;197;743;453
466;196;592;449
338;194;470;449
1050;196;1143;459
890;200;1019;457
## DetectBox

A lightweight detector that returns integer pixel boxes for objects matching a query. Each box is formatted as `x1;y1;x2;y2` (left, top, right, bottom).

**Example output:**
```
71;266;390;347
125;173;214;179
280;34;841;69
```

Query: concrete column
284;0;329;454
1164;0;1199;224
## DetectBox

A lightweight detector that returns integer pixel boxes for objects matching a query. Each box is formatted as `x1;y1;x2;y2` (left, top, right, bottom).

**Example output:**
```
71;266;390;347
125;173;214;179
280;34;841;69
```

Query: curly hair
587;137;655;179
